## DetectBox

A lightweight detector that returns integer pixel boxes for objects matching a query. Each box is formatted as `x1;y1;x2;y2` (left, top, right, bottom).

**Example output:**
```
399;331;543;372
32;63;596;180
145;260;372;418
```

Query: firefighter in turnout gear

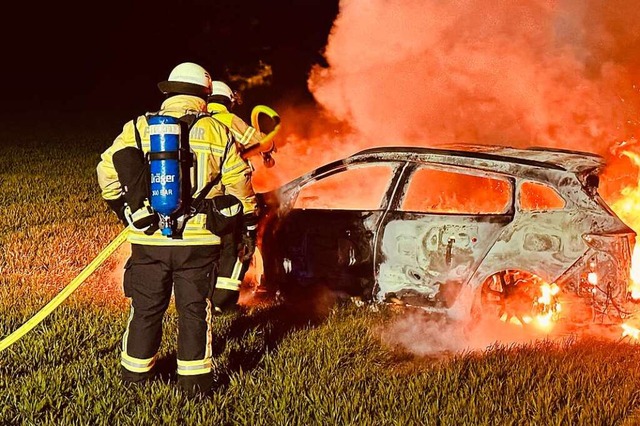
96;62;258;396
207;80;277;164
206;80;266;313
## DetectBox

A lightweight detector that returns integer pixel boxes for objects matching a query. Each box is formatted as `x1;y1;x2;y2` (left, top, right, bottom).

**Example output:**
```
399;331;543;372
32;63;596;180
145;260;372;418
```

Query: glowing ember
538;283;559;305
535;312;554;330
533;283;561;331
497;281;561;331
622;323;640;340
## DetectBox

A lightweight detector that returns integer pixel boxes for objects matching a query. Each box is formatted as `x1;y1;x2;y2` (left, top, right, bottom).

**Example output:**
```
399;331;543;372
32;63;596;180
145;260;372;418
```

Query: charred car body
255;145;636;326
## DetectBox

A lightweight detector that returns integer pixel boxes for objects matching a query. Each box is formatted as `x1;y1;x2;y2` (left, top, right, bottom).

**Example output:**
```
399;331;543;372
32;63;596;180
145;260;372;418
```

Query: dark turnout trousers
121;244;220;393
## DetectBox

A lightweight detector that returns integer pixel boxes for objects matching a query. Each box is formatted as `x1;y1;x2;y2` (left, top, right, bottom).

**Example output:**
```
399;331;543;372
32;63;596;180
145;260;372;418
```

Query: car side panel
471;210;589;284
374;213;511;306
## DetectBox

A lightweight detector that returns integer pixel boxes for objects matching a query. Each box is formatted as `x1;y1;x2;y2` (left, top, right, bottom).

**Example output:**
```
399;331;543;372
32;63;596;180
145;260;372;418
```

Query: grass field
2;121;640;425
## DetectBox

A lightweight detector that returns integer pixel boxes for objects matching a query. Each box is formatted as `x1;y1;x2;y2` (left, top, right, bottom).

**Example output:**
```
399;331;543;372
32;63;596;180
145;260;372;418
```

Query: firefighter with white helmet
211;80;237;103
158;62;214;96
205;80;280;312
207;80;279;165
96;62;258;397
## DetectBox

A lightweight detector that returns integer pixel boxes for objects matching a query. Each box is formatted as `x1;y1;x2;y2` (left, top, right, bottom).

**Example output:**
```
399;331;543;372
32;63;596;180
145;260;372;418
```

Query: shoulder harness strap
191;113;232;212
132;117;142;150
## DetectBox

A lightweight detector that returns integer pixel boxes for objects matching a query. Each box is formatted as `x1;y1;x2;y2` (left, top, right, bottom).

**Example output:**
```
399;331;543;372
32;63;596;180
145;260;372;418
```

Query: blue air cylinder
148;115;182;236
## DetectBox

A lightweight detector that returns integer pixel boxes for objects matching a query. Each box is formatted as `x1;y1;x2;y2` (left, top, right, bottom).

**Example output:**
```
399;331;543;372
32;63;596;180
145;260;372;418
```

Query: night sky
1;1;338;125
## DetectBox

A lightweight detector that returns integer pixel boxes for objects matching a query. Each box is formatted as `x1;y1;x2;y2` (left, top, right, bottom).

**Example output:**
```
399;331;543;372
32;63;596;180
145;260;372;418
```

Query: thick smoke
308;0;640;154
377;307;628;357
255;0;640;191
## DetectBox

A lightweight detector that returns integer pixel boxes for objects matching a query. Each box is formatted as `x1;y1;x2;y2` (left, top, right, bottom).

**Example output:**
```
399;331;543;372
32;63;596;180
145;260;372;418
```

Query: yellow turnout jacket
97;95;257;246
206;102;266;151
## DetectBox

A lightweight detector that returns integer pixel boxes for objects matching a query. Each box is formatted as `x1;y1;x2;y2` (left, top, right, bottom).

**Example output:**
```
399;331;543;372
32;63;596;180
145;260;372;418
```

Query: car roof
352;144;605;174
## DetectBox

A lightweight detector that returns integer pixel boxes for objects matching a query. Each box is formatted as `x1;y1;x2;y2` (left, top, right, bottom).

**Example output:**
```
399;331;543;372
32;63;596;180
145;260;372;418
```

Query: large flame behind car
606;147;640;338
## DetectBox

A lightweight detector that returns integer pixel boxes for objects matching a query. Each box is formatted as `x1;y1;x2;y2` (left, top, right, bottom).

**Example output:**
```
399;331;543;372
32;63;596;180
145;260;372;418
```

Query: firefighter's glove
238;230;257;263
212;289;240;314
238;213;258;262
105;197;128;226
124;199;158;232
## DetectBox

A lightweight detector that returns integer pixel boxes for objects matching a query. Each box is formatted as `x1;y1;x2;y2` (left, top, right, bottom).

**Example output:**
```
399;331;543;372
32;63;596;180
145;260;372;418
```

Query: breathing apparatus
147;115;193;237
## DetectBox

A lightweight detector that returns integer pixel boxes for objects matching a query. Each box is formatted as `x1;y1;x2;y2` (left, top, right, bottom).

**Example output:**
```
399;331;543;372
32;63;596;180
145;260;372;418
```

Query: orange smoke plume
254;0;640;193
308;0;640;153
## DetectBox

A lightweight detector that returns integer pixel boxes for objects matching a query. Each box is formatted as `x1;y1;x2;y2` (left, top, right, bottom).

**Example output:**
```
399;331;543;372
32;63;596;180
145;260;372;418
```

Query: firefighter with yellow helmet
96;62;258;396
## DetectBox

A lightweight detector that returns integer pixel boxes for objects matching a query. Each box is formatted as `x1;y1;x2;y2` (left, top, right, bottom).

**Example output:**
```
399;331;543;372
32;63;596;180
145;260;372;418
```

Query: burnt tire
472;270;545;327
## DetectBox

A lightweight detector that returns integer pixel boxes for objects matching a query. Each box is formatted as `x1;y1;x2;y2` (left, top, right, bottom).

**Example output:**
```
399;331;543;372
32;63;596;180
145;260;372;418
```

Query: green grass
2;129;640;425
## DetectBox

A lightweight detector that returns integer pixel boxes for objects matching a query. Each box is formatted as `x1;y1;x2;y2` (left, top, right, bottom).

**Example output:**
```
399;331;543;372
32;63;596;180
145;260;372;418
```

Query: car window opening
294;164;395;210
519;181;566;211
400;167;512;215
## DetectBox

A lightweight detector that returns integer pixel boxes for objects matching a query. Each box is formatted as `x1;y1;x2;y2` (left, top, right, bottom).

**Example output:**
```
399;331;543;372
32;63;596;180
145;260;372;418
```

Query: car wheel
475;270;549;327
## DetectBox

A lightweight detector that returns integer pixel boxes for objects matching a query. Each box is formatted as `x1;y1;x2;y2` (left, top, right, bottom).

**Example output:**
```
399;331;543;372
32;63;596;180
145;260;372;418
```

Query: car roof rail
526;146;602;158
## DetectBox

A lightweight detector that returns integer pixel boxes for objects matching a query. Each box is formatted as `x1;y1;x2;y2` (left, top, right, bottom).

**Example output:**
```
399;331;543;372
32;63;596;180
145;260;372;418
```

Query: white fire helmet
210;80;236;103
157;62;213;97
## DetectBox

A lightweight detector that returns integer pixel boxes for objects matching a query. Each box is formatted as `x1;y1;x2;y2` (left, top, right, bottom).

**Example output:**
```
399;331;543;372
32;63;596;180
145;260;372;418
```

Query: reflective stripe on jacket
97;95;257;246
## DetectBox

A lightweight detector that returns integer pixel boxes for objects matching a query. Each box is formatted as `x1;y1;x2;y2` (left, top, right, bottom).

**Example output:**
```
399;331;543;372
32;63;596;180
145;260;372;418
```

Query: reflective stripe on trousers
177;297;214;376
121;244;220;377
121;352;156;373
121;304;156;373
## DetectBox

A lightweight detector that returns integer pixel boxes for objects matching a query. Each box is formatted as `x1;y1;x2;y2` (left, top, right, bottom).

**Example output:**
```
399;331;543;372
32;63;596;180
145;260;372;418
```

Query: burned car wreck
253;145;637;326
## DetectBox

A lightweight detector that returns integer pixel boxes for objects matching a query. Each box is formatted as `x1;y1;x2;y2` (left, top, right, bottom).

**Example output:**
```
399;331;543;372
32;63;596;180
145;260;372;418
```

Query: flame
533;283;561;332
538;282;560;305
497;280;561;332
535;312;554;330
622;323;640;340
608;149;640;300
604;147;640;337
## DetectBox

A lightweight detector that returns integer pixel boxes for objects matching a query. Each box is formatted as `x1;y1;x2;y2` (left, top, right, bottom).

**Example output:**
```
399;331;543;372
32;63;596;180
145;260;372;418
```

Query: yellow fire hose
0;228;130;352
246;105;281;168
250;104;281;148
